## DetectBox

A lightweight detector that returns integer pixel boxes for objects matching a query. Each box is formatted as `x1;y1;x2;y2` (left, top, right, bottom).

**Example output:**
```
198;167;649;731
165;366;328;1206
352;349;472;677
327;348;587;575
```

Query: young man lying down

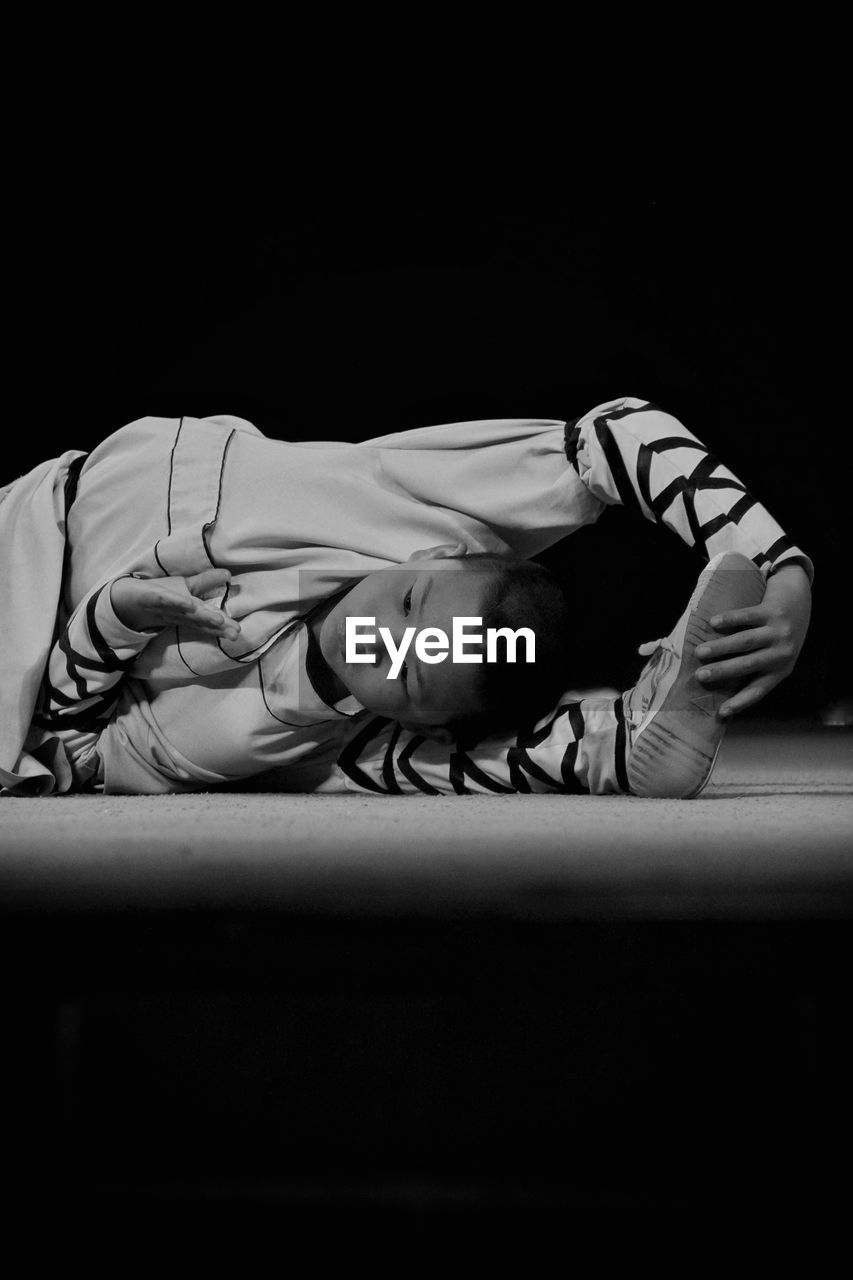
0;399;812;799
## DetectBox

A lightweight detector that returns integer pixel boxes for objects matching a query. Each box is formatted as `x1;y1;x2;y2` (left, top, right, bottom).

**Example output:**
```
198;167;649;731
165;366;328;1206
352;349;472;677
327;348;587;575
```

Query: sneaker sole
627;552;767;799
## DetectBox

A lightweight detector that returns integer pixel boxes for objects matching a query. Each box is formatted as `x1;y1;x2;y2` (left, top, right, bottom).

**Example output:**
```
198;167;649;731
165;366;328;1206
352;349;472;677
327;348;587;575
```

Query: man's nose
360;622;405;664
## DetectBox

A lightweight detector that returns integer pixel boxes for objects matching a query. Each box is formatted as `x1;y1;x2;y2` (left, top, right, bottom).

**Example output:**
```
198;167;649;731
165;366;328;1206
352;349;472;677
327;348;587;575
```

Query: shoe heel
627;714;719;798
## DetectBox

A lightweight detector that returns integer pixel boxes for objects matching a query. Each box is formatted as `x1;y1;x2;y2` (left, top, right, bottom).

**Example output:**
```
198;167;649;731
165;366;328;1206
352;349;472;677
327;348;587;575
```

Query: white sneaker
625;552;767;798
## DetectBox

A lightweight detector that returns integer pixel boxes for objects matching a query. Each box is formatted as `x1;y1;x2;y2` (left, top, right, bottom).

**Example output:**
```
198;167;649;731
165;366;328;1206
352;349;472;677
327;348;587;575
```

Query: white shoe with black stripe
625;551;767;798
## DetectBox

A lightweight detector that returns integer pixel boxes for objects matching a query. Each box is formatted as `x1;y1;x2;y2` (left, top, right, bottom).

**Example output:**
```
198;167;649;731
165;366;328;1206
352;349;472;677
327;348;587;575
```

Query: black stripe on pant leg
381;722;404;795
506;744;533;793
517;748;564;790
559;739;582;791
568;702;586;742
519;702;573;750
397;736;442;795
613;697;630;794
337;716;395;794
451;747;515;795
559;703;588;794
558;701;584;788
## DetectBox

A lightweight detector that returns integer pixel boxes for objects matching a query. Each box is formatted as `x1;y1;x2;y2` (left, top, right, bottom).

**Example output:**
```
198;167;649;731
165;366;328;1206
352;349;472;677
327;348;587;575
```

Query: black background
11;184;846;713
6;164;850;1244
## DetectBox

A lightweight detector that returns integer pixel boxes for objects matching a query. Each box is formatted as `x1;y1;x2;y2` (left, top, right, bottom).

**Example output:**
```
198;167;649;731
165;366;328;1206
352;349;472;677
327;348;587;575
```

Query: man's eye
403;588;413;615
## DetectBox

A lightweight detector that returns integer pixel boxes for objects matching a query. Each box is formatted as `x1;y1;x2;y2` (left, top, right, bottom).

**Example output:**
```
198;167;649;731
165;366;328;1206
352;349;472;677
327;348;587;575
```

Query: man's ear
399;720;456;745
405;541;468;564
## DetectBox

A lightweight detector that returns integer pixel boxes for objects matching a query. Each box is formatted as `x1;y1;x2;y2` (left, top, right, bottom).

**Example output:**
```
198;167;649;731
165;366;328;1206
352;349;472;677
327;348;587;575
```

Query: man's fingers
158;595;241;639
697;652;770;686
184;600;241;638
696;627;772;662
719;677;774;718
709;605;768;631
186;568;232;598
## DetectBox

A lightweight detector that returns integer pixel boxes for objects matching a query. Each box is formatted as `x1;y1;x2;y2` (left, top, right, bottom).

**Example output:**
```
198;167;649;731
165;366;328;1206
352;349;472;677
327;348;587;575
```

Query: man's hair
440;552;572;748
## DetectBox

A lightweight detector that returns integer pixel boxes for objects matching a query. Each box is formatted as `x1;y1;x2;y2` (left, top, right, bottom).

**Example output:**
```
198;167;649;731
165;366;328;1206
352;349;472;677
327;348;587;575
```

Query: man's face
318;558;494;737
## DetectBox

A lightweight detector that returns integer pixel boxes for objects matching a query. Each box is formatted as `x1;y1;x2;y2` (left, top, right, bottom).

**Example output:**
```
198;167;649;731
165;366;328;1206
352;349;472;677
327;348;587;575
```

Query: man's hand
695;563;812;717
110;569;242;641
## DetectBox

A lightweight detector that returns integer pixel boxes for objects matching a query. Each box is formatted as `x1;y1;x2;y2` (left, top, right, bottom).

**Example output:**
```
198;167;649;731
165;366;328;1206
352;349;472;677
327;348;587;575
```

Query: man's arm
566;397;813;715
35;569;239;790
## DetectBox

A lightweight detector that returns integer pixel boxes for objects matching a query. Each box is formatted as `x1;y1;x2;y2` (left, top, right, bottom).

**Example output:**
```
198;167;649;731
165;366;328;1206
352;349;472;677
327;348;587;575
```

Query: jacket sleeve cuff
95;579;159;654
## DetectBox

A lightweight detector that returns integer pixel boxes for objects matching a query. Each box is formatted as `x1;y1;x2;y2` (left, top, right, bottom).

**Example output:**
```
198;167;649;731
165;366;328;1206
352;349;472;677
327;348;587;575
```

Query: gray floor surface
2;725;851;917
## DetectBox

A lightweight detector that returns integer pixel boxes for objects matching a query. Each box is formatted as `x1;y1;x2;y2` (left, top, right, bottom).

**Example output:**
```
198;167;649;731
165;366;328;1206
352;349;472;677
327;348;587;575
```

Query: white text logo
345;617;535;679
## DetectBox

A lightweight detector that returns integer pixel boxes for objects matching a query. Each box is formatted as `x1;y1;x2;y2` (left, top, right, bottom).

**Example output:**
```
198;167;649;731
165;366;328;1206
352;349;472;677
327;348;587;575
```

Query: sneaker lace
626;635;679;727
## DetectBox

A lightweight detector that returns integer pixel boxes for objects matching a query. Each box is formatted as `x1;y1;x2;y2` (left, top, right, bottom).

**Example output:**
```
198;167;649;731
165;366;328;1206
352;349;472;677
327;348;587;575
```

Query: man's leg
326;553;767;799
324;691;627;796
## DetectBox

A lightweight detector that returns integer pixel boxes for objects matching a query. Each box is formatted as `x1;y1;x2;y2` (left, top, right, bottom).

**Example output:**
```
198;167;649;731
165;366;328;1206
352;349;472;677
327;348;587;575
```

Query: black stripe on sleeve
42;672;85;709
85;587;137;672
57;629;97;699
635;443;654;514
601;401;662;420
651;472;745;526
34;686;121;733
764;535;795;564
767;554;812;579
689;452;723;485
726;493;759;525
646;436;707;455
681;486;705;550
594;415;645;518
696;513;733;544
563;418;582;468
